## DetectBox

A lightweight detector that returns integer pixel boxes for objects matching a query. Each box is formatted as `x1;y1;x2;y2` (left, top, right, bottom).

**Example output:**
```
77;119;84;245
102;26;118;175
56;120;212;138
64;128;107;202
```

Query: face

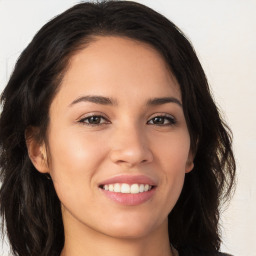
32;36;193;239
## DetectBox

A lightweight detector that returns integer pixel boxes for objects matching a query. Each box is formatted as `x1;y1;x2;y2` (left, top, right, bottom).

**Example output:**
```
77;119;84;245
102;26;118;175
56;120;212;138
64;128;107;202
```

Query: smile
100;183;154;194
98;174;157;205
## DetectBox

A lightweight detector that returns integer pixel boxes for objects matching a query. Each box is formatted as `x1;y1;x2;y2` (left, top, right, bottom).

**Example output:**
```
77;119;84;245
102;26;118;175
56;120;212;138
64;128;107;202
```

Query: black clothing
178;247;232;256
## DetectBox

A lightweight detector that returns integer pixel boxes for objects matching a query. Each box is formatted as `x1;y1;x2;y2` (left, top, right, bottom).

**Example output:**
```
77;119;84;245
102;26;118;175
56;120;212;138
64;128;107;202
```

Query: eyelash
78;114;176;126
78;115;110;126
147;114;176;126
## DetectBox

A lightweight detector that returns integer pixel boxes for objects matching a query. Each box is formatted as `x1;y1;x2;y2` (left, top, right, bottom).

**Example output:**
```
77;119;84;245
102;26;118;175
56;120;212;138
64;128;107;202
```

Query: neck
60;214;176;256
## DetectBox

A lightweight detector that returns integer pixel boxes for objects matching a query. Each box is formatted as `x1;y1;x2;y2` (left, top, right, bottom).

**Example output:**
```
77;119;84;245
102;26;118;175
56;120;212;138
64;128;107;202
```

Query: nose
109;124;153;168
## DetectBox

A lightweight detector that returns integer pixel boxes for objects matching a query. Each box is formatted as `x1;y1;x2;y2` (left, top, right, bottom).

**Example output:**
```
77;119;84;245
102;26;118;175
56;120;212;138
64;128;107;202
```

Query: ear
25;127;49;174
185;150;194;173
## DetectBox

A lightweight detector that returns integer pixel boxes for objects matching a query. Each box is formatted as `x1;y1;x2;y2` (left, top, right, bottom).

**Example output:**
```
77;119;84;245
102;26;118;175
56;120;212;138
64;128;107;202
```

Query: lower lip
100;187;156;206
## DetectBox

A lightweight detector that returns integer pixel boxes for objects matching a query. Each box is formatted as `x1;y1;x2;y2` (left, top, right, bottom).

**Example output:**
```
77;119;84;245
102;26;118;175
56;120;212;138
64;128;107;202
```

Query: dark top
178;248;232;256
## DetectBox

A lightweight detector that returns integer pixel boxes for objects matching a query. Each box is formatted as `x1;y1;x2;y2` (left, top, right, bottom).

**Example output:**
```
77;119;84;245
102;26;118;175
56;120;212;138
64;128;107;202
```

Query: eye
78;115;110;126
147;115;176;126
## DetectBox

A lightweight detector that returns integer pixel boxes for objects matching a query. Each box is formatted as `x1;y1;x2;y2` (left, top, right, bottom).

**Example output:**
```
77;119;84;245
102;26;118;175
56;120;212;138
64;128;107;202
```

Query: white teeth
121;183;130;193
114;183;121;192
130;184;139;194
102;183;153;193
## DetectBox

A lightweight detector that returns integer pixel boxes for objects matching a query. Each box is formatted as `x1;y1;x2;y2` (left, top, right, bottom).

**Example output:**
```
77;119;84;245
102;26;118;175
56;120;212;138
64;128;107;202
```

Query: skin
28;36;194;256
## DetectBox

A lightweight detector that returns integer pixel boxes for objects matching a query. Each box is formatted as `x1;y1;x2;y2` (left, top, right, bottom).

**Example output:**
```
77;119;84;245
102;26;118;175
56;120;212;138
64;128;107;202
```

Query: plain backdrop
0;0;256;255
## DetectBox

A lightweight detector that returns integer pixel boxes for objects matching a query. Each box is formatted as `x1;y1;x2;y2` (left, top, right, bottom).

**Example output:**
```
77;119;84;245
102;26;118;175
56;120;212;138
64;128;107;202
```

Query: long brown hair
0;1;235;255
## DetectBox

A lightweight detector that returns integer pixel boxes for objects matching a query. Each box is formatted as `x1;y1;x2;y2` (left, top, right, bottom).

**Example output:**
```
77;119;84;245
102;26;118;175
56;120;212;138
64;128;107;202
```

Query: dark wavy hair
0;1;235;256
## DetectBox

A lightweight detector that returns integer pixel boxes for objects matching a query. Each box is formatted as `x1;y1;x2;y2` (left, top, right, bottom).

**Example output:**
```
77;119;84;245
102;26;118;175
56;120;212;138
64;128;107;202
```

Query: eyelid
77;112;111;125
76;111;109;120
147;113;177;125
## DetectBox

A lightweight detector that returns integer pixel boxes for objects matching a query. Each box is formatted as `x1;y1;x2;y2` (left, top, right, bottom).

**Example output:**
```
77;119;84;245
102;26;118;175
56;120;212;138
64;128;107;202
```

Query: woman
0;1;235;256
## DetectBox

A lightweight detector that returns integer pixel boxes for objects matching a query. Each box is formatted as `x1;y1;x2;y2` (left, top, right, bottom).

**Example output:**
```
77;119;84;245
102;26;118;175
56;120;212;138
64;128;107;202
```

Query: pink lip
98;174;157;186
98;174;157;206
101;188;156;206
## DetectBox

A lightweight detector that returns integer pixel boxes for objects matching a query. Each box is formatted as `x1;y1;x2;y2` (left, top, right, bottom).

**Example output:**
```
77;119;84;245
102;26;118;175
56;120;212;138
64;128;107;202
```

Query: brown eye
152;117;165;125
79;115;109;125
147;115;176;126
87;116;101;124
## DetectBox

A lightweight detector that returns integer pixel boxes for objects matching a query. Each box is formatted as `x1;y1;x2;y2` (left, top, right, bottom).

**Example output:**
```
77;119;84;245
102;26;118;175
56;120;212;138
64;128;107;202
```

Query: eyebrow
69;95;182;107
146;97;182;107
70;95;117;106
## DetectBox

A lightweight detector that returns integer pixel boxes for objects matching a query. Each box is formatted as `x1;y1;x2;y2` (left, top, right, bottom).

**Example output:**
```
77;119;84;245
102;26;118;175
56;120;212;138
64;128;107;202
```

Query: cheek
49;126;105;168
153;130;191;170
46;127;108;195
152;131;190;202
46;129;110;220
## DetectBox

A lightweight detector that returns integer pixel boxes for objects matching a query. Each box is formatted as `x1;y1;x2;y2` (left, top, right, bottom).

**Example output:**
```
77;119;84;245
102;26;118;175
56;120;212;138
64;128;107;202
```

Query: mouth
99;183;155;194
98;175;157;206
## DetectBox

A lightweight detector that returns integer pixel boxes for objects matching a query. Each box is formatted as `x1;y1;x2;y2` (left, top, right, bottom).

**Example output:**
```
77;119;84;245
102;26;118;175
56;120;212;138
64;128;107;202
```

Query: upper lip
98;174;157;186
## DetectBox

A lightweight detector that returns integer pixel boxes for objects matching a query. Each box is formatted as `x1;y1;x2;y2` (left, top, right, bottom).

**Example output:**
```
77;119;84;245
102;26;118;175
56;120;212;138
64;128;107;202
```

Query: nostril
109;143;153;167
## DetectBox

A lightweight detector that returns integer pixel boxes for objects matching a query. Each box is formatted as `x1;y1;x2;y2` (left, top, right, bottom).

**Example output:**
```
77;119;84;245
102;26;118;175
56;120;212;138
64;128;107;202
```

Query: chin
100;214;162;239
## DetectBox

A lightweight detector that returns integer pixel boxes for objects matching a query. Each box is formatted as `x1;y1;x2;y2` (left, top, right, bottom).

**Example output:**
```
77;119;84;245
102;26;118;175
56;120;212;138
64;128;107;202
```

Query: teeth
121;183;130;193
108;184;114;192
130;184;139;194
114;183;121;192
102;183;153;193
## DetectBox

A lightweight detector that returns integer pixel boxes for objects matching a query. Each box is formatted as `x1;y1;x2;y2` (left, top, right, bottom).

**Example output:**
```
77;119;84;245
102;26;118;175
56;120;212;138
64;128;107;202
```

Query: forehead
55;36;181;106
